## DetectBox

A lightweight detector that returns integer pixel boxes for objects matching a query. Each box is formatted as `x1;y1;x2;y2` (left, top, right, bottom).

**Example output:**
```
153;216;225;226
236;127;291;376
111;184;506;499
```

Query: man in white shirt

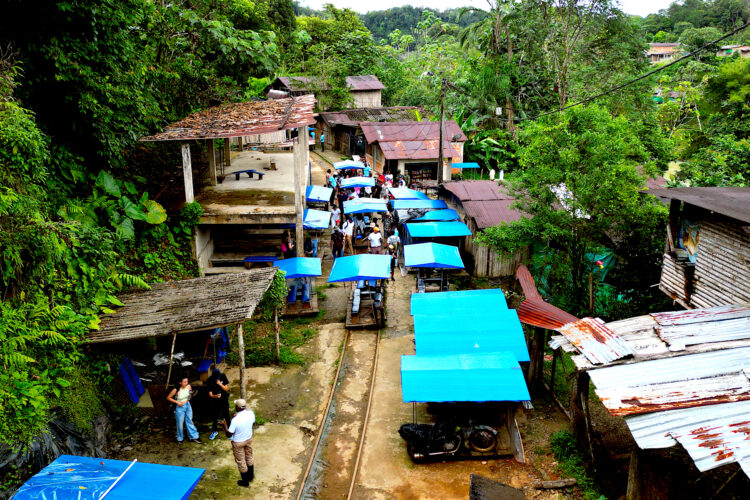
368;226;383;254
342;218;354;255
330;204;341;229
222;398;256;486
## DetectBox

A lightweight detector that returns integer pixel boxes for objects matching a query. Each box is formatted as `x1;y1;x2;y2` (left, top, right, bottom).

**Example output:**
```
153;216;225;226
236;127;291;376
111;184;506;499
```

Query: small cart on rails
404;242;465;293
276;257;322;317
328;254;391;329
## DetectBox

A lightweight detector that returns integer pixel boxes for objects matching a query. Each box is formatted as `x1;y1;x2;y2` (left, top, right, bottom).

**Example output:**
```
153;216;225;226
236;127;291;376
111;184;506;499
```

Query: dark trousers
211;397;230;431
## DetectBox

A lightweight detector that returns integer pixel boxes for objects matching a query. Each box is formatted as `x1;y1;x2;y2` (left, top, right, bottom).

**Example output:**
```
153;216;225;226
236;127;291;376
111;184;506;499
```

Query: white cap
234;399;247;409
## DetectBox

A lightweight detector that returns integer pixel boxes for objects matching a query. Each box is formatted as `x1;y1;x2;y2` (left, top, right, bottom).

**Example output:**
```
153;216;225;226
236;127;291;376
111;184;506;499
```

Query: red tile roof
141;95;316;141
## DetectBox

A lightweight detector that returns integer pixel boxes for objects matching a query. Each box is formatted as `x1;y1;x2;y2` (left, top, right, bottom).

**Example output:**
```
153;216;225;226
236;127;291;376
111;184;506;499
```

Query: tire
469;427;497;453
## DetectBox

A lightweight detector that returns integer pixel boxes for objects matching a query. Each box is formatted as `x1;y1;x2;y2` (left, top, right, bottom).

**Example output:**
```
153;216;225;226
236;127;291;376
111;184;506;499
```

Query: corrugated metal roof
346;75;386;91
652;304;750;326
587;346;750;416
516;299;579;330
318;106;421;127
360;121;466;143
378;140;462;161
276;76;323;92
558;317;636;365
643;187;750;224
626;400;750;475
141;95;316;141
462;200;525;229
516;264;542;301
442;180;511;201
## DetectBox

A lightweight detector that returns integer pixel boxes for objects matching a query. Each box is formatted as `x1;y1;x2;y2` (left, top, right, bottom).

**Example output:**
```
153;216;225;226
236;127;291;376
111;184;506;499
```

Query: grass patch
238;314;322;366
550;430;606;500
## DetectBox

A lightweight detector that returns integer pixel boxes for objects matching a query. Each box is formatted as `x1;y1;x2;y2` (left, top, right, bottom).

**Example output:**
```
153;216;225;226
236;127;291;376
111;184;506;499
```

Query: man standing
207;368;230;441
222;399;256;487
321;132;325;152
330;226;345;259
368;226;382;254
387;230;401;258
342;218;354;255
330;203;340;229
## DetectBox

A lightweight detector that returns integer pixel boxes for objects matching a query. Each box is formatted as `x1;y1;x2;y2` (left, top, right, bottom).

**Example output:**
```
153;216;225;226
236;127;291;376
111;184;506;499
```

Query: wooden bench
233;169;265;181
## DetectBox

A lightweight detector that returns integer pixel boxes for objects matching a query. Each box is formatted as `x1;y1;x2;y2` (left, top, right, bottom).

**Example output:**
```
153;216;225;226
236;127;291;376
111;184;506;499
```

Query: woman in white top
167;376;201;443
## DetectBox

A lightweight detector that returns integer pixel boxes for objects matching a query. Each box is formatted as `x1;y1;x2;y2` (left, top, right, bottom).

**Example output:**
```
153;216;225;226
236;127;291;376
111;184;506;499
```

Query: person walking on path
167;376;201;444
330;226;345;259
387;244;397;280
368;226;382;254
330;203;341;229
342;218;354;255
221;399;256;487
387;230;401;258
207;368;230;441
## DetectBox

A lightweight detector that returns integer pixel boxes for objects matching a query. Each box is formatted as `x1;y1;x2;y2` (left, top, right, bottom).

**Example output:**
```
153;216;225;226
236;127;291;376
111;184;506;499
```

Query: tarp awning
404;243;464;269
413;209;459;222
452;162;481;169
276;257;322;279
328;254;391;282
406;221;471;238
306;185;333;203
388;187;429;200
411;288;508;315
334;160;365;170
340;176;375;189
392;199;447;211
401;352;531;403
303;208;330;230
343;200;388;214
14;454;204;500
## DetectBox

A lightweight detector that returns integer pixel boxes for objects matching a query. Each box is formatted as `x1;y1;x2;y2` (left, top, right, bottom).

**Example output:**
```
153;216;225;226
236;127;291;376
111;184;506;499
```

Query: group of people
166;368;257;487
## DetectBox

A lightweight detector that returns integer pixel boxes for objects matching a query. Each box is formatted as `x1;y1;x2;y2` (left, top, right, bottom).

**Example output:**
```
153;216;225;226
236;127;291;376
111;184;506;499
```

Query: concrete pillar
207;140;217;186
293;129;305;257
181;143;194;203
224;138;231;167
299;127;310;188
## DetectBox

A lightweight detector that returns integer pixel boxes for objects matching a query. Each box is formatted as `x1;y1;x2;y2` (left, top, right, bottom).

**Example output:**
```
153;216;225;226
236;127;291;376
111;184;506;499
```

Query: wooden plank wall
691;217;750;307
463;216;528;278
351;90;382;108
659;253;690;305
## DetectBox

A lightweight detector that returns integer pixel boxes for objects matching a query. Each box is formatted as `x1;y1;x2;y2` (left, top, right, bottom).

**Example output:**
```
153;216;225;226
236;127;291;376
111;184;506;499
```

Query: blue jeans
175;402;199;441
311;239;319;257
333;247;343;259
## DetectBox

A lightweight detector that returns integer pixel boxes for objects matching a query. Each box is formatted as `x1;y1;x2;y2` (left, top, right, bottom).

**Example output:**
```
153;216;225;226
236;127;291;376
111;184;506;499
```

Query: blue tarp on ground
401;352;531;403
276;257;322;279
340;176;375;189
388;187;429;200
403;243;464;269
452;162;481;169
14;455;204;500
412;209;459;222
411;288;508;315
303;209;330;229
343;200;388;214
328;254;391;282
406;221;471;238
391;199;447;211
306;185;333;203
334;160;365;170
412;309;529;362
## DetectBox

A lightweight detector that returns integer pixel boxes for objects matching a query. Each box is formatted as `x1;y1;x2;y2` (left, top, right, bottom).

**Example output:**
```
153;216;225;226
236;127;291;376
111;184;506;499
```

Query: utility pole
437;78;447;183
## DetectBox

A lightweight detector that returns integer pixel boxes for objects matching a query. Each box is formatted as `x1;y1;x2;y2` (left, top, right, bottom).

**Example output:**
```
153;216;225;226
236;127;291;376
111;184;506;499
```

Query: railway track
295;329;381;500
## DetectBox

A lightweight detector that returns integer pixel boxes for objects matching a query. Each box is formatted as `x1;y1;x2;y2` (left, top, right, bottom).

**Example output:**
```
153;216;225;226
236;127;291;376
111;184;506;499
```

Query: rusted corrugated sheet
360;121;466;143
442;180;511;201
558;317;636;365
319;106;420;127
588;346;750;416
652;304;750;326
643;187;750;224
516;264;542;301
626;400;750;476
346;75;386;91
517;299;579;330
378;140;461;161
462;200;525;229
141;95;316;141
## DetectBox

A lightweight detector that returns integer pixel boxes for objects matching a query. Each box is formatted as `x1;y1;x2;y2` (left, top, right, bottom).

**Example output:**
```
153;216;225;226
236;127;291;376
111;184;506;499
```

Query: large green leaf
95;170;121;197
120;196;147;221
115;217;135;240
143;200;167;224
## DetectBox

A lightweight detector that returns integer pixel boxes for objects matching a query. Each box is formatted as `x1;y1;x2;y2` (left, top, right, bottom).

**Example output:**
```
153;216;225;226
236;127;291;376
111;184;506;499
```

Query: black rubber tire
469;428;497;453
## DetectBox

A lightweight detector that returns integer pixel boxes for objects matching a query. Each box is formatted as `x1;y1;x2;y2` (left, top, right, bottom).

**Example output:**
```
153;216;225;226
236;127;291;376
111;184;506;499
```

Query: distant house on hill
316;106;422;157
265;75;385;109
646;187;750;309
647;43;681;63
440;180;529;278
345;75;385;107
717;45;750;58
360;121;466;181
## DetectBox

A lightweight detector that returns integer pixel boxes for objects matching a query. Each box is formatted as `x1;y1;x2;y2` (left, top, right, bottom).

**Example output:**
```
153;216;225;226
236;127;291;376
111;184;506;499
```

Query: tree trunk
274;306;281;363
505;26;516;138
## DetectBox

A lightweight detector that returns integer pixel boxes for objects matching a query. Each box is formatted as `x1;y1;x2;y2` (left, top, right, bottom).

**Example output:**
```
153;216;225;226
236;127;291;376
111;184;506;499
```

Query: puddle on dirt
197;189;294;207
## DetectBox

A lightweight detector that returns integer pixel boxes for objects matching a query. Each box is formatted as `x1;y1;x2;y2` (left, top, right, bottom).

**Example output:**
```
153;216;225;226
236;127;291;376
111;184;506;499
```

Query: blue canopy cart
306;185;333;210
328;254;391;329
340;176;376;189
276;257;322;317
388;187;430;200
403;242;465;293
333;159;365;171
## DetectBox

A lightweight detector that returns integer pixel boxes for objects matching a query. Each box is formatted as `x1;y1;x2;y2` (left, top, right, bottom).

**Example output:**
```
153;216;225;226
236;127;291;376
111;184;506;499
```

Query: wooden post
570;371;593;465
300;125;310;188
528;327;546;393
181;143;194;203
293;128;305;256
164;332;177;389
224;138;231;167
238;136;244;152
237;323;246;400
274;306;281;363
207;140;217;186
626;449;672;500
437;79;446;183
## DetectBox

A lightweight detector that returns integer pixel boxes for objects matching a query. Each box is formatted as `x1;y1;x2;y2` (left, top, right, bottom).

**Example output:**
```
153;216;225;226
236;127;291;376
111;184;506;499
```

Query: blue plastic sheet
411;288;508;315
403;243;464;269
452;162;481;169
306;185;333;203
412;209;459;222
340;176;375;189
406;221;471;238
391;199;447;211
333;160;365;170
328;254;391;282
276;257;322;279
343;200;388;214
412;310;530;362
387;187;429;200
14;454;204;500
303;209;330;230
401;352;531;403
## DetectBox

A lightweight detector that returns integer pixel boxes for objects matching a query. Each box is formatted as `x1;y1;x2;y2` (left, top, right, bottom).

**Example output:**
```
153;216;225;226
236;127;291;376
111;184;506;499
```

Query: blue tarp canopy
391;199;447;211
404;243;464;269
411;288;507;315
306;185;333;203
343;199;388;214
340;176;375;189
276;257;322;279
412;309;529;362
412;209;459;222
14;455;204;500
303;208;330;229
328;254;391;282
388;187;429;200
401;352;531;403
406;221;471;238
452;162;481;169
334;160;365;170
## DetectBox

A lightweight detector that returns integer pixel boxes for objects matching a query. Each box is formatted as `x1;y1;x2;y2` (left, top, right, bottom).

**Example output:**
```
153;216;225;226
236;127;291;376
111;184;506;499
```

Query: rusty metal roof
644;187;750;224
141;95;317;141
462;200;525;229
514;265;578;329
378;140;463;161
516;265;542;301
652;304;750;326
360;121;467;144
318;107;421;128
442;180;511;201
346;75;385;91
276;76;324;92
558;317;636;365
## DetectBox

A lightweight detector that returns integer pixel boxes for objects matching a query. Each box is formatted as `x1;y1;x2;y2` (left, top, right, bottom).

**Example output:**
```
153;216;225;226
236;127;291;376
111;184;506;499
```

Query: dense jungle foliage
1;0;749;465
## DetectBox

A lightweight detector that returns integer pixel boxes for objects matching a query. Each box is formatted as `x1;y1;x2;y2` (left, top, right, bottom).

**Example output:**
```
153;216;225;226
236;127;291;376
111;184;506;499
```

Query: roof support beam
181;143;194;203
207;140;217;186
224;138;231;168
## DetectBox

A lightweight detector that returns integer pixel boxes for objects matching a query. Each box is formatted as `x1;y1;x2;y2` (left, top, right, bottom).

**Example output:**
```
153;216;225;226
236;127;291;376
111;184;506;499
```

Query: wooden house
315;106;422;156
345;75;385;107
360;121;466;181
440;180;529;278
717;45;750;58
265;75;385;110
646;43;681;63
648;187;750;309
